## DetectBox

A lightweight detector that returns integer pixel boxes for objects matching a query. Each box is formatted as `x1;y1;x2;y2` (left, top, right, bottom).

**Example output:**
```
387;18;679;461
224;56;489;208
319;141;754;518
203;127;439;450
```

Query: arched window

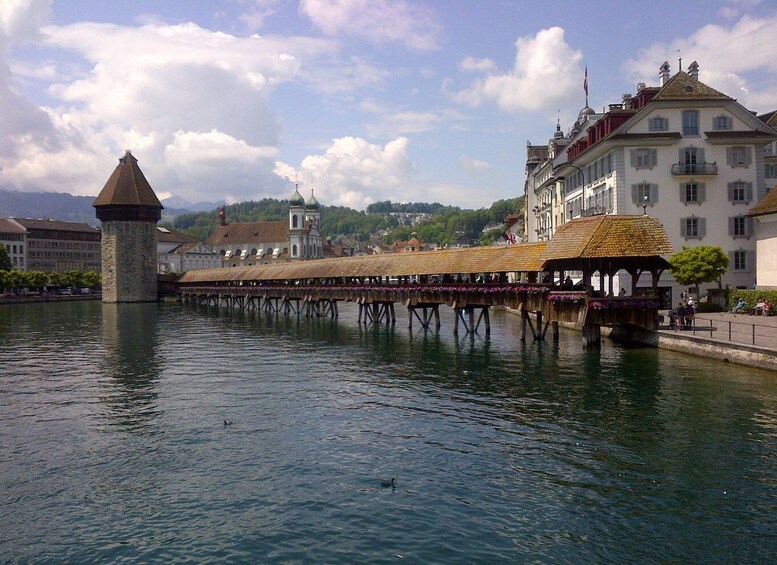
283;247;288;254
266;247;272;255
251;248;257;256
292;215;298;228
220;249;226;256
234;249;240;257
292;244;298;256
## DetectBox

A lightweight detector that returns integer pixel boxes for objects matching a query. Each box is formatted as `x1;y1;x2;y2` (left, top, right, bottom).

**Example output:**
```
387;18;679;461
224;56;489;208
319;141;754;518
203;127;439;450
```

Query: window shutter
698;148;705;163
678;148;685;163
728;216;735;236
630;150;636;167
727;182;734;202
631;184;639;205
726;117;733;130
747;250;755;272
679;183;686;203
662;118;669;131
650;149;658;167
746;217;754;237
698;183;706;203
652;184;659;203
744;147;753;167
699;217;706;238
746;182;753;202
726;147;733;166
680;218;687;238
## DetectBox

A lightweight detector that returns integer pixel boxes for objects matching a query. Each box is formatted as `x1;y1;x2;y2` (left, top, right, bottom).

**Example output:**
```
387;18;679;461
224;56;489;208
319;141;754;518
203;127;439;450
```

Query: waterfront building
525;61;777;301
747;187;777;290
94;150;163;303
760;110;777;193
0;217;100;273
156;227;221;274
206;187;323;267
0;218;27;270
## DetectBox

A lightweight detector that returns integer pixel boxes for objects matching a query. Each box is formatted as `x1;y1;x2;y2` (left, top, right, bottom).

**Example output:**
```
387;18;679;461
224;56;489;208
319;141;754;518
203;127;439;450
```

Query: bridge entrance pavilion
176;215;672;348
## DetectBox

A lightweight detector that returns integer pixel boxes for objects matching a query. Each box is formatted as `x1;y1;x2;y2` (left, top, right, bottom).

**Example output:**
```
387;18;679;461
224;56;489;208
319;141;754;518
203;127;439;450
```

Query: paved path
657;310;777;351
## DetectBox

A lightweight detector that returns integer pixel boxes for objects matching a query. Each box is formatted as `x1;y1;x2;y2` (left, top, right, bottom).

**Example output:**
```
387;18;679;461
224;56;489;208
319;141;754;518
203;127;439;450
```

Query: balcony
671;162;718;176
581;205;610;217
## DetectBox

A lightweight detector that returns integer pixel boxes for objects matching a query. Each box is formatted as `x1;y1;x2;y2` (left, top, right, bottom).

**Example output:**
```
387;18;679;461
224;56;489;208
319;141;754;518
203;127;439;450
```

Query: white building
525;61;777;304
747;188;777;290
206;187;323;266
0;218;27;270
156;227;220;274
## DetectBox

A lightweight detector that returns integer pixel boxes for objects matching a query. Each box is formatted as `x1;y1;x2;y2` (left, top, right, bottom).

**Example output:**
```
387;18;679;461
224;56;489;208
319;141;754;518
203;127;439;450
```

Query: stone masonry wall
101;221;158;303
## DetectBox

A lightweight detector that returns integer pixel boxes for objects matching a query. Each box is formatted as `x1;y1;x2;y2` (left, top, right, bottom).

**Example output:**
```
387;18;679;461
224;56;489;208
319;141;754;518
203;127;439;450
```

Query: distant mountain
0;188;217;226
0;189;100;226
160;195;225;212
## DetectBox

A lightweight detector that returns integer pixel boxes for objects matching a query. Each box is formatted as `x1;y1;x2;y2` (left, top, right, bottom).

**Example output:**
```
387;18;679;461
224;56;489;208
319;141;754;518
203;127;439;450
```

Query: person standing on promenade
676;302;686;330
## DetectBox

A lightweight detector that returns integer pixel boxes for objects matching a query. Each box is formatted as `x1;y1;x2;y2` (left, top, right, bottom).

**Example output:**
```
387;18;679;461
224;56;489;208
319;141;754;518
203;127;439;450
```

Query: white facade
0;219;27;270
525;63;777;303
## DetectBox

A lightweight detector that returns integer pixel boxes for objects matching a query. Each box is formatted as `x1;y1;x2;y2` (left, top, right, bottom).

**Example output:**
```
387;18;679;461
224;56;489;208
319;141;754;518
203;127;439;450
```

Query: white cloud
0;0;51;49
459;57;495;73
366;108;470;138
274;136;414;209
624;14;777;110
299;0;441;51
237;0;282;31
459;155;491;172
0;13;335;202
444;26;583;112
305;55;390;95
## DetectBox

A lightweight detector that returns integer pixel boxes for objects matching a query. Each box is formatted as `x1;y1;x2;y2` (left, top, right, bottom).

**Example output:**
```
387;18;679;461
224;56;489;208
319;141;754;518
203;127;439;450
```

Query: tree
26;271;49;290
0;245;11;271
83;271;101;289
669;245;729;294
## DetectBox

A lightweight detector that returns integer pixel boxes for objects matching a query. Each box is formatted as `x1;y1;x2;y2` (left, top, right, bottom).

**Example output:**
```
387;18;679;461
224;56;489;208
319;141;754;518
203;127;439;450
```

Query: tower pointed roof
94;150;163;222
94;150;163;208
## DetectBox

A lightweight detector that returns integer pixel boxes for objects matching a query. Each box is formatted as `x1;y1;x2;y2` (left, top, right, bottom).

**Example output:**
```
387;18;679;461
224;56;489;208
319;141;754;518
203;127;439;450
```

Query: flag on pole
583;66;588;96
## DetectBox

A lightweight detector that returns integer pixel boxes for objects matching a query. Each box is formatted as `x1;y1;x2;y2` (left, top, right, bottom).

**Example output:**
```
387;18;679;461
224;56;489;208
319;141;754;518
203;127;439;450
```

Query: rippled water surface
1;301;776;563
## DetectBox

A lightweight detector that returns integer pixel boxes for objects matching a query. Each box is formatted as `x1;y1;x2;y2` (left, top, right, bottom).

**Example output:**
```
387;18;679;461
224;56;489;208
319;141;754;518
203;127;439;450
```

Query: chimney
659;61;670;87
688;61;699;81
218;205;226;227
622;93;632;108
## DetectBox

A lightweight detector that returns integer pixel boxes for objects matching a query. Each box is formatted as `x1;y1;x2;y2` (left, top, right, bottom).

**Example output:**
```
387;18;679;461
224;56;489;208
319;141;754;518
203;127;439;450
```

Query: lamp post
642;194;649;215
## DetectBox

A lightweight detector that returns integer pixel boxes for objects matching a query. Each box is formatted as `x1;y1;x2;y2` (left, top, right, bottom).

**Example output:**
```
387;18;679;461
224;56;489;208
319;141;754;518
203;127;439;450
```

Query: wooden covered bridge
175;215;672;347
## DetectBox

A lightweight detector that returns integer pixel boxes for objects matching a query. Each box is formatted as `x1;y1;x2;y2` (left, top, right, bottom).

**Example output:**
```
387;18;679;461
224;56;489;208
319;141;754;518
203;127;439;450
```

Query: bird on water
381;477;395;488
224;420;233;426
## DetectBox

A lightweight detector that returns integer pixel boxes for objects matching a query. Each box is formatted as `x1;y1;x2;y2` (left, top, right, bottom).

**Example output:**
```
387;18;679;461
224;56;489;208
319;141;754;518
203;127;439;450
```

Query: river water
1;300;775;563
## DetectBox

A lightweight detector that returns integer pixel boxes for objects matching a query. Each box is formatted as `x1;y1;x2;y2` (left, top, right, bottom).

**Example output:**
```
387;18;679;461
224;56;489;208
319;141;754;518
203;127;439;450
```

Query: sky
1;0;776;211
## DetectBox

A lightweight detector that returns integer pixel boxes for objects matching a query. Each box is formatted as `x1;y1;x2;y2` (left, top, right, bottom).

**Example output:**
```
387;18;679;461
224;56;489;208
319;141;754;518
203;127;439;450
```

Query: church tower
288;185;305;260
94;150;163;303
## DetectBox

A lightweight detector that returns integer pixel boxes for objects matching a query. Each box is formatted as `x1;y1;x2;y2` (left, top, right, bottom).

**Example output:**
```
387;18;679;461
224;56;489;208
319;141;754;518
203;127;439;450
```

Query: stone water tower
94;150;163;303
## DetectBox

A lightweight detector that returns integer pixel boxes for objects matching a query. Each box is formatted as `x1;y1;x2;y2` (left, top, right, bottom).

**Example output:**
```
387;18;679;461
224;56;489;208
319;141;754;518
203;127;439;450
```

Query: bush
728;289;777;314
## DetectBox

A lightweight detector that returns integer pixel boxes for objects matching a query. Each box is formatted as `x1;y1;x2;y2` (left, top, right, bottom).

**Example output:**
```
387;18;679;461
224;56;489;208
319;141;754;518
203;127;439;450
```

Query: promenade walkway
656;310;777;370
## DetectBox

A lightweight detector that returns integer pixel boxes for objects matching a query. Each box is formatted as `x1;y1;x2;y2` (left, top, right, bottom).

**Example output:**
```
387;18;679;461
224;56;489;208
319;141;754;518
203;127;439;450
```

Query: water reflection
100;303;163;432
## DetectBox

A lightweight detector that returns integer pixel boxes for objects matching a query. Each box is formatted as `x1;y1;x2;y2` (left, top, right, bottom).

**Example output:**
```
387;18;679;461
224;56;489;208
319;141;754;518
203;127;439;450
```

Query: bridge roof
178;215;672;283
541;215;672;259
179;242;548;283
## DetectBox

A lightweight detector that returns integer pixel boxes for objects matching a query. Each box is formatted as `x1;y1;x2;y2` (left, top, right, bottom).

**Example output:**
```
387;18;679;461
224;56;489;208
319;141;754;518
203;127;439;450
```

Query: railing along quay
662;314;777;349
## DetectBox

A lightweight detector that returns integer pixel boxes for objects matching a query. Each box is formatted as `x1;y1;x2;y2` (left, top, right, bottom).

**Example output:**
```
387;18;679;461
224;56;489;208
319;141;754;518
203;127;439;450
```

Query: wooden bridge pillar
407;304;441;332
453;306;490;336
582;323;601;349
359;301;395;325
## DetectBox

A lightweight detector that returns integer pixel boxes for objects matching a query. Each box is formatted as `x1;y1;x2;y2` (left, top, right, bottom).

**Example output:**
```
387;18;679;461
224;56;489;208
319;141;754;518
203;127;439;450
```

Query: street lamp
642;194;649;215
